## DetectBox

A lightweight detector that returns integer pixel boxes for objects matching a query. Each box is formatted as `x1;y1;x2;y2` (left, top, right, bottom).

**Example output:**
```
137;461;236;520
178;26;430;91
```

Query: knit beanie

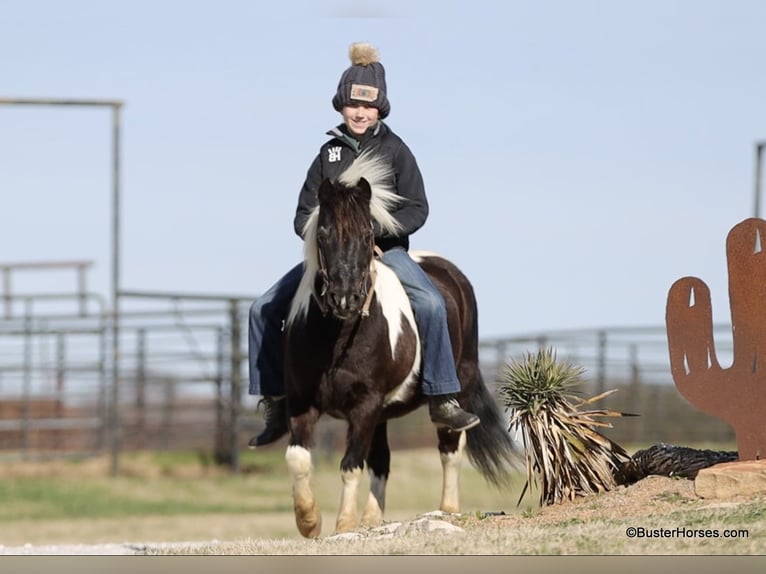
332;42;390;119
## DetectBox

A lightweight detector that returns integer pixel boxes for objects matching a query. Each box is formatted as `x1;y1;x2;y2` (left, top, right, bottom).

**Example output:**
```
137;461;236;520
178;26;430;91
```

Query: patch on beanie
350;84;379;102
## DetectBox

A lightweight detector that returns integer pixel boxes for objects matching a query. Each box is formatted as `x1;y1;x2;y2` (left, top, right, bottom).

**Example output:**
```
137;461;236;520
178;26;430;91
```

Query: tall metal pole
0;97;124;472
110;103;123;476
229;299;242;474
755;142;766;219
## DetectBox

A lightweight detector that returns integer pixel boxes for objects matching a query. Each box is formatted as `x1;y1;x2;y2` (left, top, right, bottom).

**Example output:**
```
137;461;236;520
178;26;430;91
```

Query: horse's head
315;176;375;320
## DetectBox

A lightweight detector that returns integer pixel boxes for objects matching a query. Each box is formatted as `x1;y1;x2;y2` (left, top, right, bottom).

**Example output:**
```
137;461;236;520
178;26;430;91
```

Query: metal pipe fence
0;289;737;468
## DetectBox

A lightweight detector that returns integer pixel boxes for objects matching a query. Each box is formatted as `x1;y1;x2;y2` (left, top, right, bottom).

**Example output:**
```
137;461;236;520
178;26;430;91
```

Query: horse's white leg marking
285;445;322;538
335;467;363;533
440;431;466;514
361;472;387;526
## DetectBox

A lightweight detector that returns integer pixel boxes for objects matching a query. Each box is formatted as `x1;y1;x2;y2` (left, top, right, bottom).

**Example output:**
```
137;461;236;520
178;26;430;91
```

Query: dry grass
1;448;764;554
165;475;766;555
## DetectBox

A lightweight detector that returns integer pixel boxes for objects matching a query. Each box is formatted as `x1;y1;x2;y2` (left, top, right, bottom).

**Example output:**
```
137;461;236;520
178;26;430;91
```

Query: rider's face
341;105;380;136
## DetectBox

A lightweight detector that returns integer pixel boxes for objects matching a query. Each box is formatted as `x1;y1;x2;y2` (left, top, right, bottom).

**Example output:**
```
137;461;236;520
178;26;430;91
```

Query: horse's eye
317;226;329;242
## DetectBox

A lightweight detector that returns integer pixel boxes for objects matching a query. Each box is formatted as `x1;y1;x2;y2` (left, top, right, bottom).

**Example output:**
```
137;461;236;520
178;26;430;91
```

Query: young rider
248;42;479;447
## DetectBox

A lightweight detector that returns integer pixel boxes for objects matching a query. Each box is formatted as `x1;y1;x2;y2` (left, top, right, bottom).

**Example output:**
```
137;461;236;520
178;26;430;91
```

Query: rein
313;247;331;316
360;245;383;317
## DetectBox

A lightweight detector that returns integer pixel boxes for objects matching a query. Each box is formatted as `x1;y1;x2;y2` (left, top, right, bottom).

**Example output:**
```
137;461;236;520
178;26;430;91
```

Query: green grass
0;449;292;522
0;477;293;520
0;447;529;525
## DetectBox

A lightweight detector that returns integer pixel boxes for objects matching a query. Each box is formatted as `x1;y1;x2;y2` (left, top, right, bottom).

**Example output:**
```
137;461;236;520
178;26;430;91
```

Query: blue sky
1;0;765;339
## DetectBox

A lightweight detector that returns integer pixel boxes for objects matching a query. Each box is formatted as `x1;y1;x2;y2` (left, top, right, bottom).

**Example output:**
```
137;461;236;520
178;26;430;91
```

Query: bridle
314;222;380;318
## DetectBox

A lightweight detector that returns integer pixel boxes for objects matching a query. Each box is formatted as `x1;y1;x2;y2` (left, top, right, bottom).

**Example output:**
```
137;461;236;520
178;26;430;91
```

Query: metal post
755;142;766;219
77;263;88;317
229;299;242;474
97;317;108;451
55;332;66;451
135;328;146;449
22;299;33;457
214;327;228;464
0;97;124;472
596;330;607;396
2;267;10;320
109;103;123;476
627;343;640;444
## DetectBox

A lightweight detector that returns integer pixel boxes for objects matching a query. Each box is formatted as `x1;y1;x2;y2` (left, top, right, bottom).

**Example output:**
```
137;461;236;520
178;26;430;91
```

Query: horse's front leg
335;410;380;534
285;405;322;538
361;421;390;526
437;427;466;514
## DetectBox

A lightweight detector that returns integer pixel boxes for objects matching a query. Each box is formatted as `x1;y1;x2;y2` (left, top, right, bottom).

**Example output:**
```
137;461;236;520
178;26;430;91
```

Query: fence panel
1;294;738;466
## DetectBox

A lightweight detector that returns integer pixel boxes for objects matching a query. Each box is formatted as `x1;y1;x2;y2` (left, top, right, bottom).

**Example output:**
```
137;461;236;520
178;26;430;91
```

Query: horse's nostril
329;291;348;310
328;290;365;317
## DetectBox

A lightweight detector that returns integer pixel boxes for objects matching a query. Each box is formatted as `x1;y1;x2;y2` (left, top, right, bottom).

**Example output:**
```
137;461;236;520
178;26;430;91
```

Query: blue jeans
247;262;303;397
247;248;461;397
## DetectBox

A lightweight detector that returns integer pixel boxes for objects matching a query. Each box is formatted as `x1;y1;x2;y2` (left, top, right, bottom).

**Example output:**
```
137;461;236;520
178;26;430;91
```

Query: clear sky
1;0;765;339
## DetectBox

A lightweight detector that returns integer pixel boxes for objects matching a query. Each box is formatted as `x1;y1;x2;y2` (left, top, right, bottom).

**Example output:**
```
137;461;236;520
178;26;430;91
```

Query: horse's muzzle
327;290;364;320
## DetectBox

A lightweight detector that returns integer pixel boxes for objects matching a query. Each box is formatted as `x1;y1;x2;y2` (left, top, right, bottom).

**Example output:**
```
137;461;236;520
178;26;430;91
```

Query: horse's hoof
334;516;358;534
360;516;382;527
296;507;322;538
297;518;322;539
440;503;460;514
360;508;383;527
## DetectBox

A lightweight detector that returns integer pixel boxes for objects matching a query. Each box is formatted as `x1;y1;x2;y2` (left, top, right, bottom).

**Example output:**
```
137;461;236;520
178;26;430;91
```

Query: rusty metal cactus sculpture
666;217;766;461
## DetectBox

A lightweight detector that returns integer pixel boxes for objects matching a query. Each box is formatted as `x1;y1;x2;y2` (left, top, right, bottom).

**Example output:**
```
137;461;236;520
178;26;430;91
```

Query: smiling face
341;104;380;136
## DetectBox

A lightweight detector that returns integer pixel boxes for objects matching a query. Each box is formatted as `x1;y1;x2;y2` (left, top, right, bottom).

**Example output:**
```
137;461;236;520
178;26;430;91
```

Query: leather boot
248;396;288;447
428;394;480;432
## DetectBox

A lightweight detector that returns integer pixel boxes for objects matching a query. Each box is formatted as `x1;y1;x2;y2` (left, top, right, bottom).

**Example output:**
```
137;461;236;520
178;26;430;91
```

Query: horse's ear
318;179;333;203
357;177;372;201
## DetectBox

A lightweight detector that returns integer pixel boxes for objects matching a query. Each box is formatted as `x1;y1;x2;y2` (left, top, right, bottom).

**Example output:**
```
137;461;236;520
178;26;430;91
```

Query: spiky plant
497;347;633;507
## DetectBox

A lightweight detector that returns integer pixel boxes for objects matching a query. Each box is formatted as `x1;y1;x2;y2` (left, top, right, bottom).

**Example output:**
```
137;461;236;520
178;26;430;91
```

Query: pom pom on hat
332;42;390;119
348;43;379;66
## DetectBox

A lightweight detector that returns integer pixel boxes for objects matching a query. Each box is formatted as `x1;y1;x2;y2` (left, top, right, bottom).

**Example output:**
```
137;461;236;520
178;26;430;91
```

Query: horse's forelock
321;185;371;241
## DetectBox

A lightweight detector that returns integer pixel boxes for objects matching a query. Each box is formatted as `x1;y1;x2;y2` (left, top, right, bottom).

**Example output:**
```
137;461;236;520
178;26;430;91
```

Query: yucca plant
497;347;633;507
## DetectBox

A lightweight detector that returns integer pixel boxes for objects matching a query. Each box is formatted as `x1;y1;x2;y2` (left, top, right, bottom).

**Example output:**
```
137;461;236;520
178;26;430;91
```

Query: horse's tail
463;370;521;488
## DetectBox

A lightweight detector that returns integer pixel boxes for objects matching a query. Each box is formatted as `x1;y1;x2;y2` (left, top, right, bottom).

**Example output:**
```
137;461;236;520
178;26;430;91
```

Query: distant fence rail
0;283;257;469
0;273;737;470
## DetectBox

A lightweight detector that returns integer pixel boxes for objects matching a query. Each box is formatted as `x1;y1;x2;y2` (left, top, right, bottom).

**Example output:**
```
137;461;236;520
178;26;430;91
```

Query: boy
248;42;479;447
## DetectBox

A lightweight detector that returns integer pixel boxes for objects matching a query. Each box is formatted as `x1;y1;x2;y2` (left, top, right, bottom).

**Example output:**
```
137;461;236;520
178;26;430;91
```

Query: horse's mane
287;151;403;326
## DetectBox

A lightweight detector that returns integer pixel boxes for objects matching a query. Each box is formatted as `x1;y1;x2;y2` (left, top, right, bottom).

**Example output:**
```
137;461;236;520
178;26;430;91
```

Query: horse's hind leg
285;406;322;538
437;427;466;514
361;422;390;526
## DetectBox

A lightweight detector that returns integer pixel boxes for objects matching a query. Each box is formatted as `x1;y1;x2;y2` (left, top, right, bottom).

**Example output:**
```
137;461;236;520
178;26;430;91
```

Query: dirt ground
492;474;704;526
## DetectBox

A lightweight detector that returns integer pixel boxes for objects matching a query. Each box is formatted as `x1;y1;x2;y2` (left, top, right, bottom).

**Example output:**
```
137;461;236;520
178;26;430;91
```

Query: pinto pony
283;152;517;538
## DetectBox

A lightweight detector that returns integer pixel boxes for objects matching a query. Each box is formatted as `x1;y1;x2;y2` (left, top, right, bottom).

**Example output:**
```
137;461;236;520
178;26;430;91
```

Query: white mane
286;151;403;326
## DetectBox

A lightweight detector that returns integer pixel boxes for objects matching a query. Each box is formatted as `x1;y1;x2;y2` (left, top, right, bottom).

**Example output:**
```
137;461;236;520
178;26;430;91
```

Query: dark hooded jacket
294;121;428;252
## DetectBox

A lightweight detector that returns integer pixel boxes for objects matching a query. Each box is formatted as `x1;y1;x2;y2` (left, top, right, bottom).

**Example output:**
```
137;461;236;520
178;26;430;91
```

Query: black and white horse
283;152;517;538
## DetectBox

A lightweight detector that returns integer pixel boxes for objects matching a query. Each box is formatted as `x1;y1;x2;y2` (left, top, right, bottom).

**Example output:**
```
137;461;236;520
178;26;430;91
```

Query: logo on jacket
328;146;342;163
